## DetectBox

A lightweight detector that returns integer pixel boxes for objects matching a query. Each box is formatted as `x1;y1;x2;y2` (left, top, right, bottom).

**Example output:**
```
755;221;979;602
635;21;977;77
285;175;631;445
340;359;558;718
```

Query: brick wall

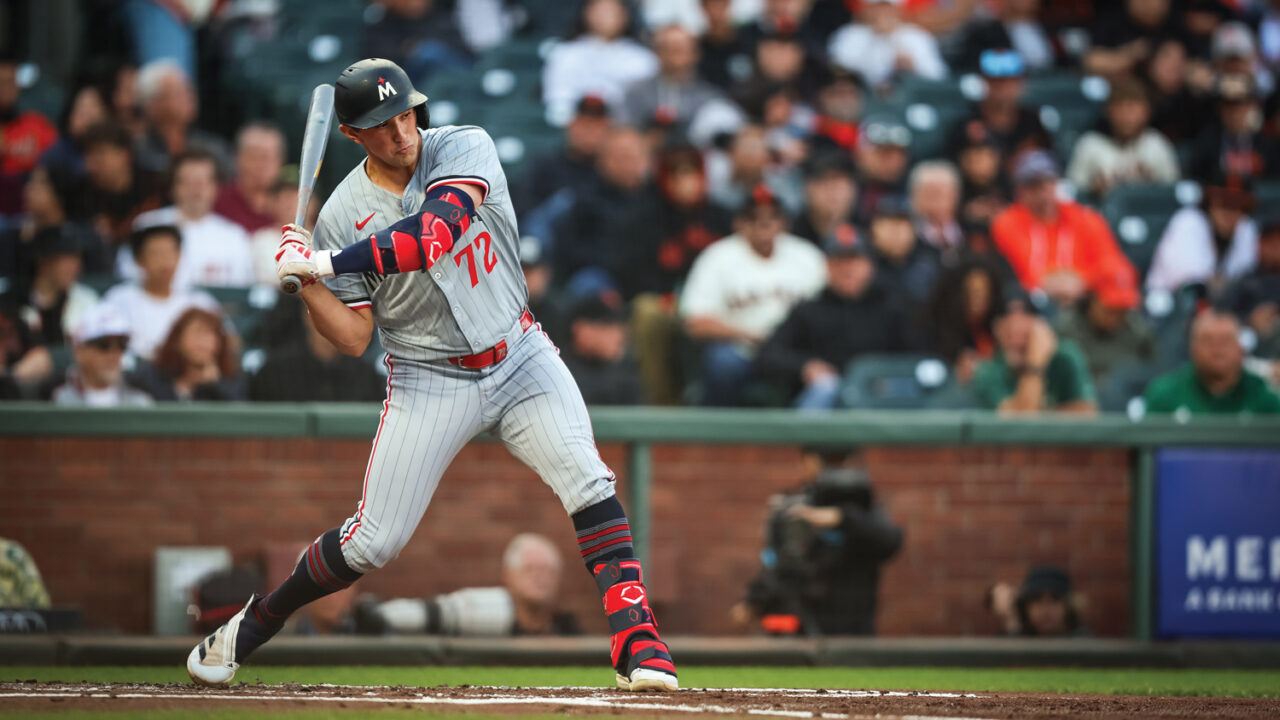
0;438;1131;637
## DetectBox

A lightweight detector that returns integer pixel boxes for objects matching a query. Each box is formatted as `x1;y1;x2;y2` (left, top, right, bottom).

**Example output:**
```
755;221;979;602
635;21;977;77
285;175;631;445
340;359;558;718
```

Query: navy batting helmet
334;58;429;130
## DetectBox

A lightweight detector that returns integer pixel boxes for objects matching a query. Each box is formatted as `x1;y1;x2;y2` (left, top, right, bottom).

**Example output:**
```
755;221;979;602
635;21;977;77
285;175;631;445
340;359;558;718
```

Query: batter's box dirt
2;682;1279;719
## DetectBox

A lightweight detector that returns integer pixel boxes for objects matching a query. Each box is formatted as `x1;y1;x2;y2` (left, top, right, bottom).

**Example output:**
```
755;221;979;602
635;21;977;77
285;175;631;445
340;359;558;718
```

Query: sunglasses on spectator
863;123;911;148
86;337;129;352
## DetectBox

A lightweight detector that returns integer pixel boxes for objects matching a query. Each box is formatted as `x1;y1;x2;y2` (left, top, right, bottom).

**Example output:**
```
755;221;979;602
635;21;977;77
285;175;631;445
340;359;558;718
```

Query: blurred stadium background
1;0;1280;685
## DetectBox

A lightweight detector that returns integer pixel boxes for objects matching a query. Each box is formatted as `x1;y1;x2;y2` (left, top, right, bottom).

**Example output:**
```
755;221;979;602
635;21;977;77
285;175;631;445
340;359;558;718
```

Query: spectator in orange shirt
991;151;1137;307
0;56;58;217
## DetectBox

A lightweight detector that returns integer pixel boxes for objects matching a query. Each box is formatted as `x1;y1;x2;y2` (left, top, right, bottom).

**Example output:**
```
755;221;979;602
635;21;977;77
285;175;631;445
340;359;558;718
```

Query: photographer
732;447;903;636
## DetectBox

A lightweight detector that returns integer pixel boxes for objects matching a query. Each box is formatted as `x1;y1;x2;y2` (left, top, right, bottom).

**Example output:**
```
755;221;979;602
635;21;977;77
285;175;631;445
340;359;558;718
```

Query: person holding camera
731;447;903;636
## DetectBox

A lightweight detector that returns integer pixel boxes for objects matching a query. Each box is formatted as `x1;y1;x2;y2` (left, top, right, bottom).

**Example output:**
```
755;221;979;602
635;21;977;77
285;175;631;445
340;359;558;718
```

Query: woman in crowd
130;307;243;401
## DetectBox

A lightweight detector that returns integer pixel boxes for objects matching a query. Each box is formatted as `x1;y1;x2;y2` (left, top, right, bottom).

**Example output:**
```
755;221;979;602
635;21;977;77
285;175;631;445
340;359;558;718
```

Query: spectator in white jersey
542;0;658;114
100;224;221;361
680;184;827;406
119;149;256;288
827;0;948;91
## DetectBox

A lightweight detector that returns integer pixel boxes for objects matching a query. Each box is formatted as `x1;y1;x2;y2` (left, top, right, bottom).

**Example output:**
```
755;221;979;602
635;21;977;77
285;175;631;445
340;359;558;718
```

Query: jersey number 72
454;231;498;287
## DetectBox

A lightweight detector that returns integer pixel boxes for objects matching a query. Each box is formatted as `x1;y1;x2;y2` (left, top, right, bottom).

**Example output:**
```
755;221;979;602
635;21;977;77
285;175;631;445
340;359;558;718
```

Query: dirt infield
4;682;1280;719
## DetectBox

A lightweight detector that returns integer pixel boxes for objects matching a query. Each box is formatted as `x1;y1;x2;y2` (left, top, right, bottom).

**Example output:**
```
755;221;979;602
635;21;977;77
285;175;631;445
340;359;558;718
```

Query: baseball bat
281;83;336;295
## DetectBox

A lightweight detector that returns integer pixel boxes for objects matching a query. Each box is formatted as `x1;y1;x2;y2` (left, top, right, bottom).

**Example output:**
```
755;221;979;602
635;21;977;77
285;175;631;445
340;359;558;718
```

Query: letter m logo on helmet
377;78;398;101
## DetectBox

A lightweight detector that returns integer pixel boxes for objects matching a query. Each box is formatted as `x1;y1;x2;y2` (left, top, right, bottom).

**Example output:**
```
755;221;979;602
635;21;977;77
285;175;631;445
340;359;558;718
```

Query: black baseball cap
569;290;628;324
803;151;855;181
576;94;609;117
1018;566;1072;600
871;194;911;219
822;223;871;258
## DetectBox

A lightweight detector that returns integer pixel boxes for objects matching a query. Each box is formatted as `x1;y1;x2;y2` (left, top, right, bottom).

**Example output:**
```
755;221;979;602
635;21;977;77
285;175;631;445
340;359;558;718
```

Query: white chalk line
0;686;1000;720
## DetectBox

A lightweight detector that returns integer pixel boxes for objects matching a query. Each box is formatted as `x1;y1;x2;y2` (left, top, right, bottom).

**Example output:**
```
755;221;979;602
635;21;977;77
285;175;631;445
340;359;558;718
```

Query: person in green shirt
972;294;1098;414
1144;309;1280;415
1055;283;1156;388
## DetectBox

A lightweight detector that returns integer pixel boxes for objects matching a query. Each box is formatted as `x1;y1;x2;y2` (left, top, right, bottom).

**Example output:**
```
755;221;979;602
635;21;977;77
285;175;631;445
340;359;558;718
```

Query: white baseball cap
74;304;131;345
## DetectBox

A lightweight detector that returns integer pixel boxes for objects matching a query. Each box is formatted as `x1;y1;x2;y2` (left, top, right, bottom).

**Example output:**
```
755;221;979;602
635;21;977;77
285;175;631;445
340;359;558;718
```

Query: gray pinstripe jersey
314;125;527;361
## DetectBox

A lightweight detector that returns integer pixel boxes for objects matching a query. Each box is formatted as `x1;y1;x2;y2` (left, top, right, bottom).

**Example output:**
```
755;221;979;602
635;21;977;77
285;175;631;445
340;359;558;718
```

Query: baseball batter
186;59;677;692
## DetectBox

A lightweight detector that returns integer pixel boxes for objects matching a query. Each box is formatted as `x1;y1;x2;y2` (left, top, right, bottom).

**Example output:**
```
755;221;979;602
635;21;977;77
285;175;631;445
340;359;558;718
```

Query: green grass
4;666;1280;698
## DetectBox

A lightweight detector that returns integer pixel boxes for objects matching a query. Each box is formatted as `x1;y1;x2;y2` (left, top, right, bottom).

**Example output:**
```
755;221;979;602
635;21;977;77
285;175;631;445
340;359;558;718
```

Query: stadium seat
1099;184;1194;281
839;355;954;409
1144;286;1201;371
1097;359;1162;414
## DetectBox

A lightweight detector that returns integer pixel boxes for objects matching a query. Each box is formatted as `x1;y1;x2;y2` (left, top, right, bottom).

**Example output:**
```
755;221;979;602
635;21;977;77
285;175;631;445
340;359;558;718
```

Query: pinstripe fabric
338;319;616;573
313;125;527;362
319;125;615;575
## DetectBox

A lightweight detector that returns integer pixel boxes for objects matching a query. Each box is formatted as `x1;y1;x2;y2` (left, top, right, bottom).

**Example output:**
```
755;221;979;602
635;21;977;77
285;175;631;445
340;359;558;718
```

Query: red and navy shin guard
593;559;677;680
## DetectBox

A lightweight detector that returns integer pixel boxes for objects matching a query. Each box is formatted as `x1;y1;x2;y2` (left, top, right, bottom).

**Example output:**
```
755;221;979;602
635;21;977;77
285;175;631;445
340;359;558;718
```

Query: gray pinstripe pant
337;324;617;573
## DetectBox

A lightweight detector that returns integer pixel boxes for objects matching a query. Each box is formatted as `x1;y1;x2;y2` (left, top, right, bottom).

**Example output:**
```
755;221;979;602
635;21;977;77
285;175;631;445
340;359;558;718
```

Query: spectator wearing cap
0;226;98;399
554;128;655;296
1066;76;1180;198
987;566;1089;637
792;152;858;248
248;297;385;403
868;195;941;310
1220;209;1280;360
80;121;164;248
1212;21;1274;97
214;121;286;234
953;0;1055;74
754;225;912;410
1084;0;1196;79
0;227;98;351
1055;276;1156;389
560;291;644;406
100;224;221;361
1143;308;1280;415
120;148;255;289
248;166;308;287
1187;73;1280;183
852;114;911;226
516;95;613;228
51;304;152;407
542;0;658;112
808;66;867;157
133;60;232;178
616;24;725;137
972;292;1098;414
680;185;826;406
697;0;754;90
1147;174;1258;295
945;50;1051;172
908;161;964;259
827;0;947;91
954;121;1011;227
0;56;59;217
991;150;1138;307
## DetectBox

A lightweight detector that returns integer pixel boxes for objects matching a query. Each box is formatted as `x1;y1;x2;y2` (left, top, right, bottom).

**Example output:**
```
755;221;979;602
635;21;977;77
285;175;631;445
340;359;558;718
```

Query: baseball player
185;58;677;692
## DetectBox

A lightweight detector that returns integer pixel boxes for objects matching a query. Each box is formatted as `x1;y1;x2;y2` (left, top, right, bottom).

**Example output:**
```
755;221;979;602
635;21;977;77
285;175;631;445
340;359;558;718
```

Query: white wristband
313;250;335;278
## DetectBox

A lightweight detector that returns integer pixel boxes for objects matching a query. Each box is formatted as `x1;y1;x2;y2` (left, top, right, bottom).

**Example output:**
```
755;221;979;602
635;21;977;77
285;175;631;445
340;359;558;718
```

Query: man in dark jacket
754;225;912;409
560;291;644;406
734;447;903;636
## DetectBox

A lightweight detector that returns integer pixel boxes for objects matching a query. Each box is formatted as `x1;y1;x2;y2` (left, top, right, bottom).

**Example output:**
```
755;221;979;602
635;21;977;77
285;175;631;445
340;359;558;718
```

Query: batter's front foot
616;667;679;692
186;595;256;686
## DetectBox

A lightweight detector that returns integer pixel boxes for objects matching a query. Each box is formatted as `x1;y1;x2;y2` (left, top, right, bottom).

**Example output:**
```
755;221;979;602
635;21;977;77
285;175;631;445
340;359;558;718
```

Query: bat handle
281;274;303;295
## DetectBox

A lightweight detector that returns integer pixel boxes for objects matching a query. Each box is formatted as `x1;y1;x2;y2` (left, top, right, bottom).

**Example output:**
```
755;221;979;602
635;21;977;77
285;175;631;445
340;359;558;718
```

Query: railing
4;403;1279;640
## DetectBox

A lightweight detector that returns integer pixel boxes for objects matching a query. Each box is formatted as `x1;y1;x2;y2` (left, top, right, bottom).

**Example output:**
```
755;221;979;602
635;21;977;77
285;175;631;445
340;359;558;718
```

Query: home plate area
4;682;1280;719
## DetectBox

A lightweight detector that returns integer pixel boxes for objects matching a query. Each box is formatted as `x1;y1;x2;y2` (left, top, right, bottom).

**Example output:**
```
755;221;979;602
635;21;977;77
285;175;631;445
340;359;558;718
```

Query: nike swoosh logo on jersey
356;212;376;230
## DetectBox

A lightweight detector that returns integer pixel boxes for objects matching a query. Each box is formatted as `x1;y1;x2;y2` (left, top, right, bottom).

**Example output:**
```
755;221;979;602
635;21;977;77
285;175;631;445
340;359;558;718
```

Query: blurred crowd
1;0;1279;416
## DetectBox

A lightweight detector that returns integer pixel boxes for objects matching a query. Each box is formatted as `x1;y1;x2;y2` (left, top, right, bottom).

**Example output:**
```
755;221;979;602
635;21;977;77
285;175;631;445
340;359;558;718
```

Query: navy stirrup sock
572;495;636;571
236;528;362;662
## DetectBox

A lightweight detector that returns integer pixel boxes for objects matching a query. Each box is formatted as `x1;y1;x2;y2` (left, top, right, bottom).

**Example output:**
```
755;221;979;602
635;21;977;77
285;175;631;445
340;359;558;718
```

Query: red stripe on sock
579;535;633;557
577;524;630;545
